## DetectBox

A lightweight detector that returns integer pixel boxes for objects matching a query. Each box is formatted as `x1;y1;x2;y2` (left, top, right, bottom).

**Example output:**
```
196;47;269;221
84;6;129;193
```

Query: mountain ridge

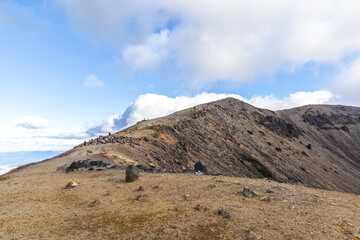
61;97;360;194
13;98;360;194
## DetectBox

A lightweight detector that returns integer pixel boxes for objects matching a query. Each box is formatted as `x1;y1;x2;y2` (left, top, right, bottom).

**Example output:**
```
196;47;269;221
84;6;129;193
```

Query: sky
1;0;360;152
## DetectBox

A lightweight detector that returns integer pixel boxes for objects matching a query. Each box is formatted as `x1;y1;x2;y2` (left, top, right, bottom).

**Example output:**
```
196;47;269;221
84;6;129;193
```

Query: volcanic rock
194;161;212;175
65;181;79;189
126;165;139;182
241;186;258;197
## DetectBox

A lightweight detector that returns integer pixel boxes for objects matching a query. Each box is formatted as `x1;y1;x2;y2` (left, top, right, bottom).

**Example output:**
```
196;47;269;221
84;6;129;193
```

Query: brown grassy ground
0;156;359;239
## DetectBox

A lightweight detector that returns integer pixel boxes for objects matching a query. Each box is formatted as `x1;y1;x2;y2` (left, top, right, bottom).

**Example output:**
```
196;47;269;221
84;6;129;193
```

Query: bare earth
0;154;359;240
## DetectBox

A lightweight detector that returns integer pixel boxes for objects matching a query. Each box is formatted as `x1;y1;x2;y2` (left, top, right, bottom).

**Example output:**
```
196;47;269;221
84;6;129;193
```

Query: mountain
67;98;360;194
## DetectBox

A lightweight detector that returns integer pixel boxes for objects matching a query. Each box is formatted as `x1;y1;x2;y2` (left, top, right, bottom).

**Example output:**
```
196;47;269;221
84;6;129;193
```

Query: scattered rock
265;189;274;193
65;181;79;189
194;204;209;211
138;186;144;191
183;194;191;201
340;125;350;133
126;165;139;183
194;161;212;175
241;186;258;197
217;208;231;218
275;147;282;152
136;194;148;201
247;231;262;240
88;199;102;207
301;151;309;157
306;144;312;150
259;196;275;203
275;186;286;191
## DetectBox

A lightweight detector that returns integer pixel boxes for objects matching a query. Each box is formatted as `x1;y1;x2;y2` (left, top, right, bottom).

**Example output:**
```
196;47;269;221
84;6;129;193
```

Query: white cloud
249;90;335;110
85;115;116;137
123;29;170;70
0;1;45;35
16;116;50;129
83;74;104;87
330;58;360;105
106;91;334;132
56;0;360;83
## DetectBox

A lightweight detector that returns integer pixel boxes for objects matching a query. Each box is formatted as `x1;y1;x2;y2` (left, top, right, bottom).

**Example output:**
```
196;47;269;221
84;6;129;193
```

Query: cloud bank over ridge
86;90;334;136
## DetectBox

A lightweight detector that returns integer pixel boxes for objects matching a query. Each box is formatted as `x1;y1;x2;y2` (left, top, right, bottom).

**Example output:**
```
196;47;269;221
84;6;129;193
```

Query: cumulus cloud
0;1;45;35
249;90;335;110
112;92;247;130
85;91;334;135
85;115;116;137
16;116;50;129
330;58;360;105
56;0;360;83
123;29;170;70
83;74;104;87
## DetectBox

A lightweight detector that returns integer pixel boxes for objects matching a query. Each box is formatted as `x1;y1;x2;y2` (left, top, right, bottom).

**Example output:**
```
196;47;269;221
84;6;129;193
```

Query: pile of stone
77;134;141;148
59;159;168;174
59;159;127;173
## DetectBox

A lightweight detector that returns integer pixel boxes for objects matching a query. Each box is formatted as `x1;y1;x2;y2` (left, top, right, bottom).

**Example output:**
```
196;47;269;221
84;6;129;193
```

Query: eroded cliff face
73;98;360;194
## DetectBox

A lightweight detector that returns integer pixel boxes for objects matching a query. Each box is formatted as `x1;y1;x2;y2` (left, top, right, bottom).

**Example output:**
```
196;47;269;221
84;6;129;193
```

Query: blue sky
1;0;360;152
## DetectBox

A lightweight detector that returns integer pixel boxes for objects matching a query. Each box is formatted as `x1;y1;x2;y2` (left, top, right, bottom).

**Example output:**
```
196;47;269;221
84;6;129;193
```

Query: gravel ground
0;155;359;239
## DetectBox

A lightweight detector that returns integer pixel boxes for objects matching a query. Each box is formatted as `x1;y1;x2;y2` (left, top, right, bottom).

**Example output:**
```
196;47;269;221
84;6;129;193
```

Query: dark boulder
66;160;90;172
194;161;212;175
65;159;110;172
126;165;139;182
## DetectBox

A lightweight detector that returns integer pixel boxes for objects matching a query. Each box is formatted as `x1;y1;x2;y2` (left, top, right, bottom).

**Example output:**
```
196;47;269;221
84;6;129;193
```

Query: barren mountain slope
65;98;360;194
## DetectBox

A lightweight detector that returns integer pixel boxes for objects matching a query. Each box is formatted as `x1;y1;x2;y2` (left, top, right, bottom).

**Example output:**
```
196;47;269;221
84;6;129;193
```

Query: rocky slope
65;98;360;194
